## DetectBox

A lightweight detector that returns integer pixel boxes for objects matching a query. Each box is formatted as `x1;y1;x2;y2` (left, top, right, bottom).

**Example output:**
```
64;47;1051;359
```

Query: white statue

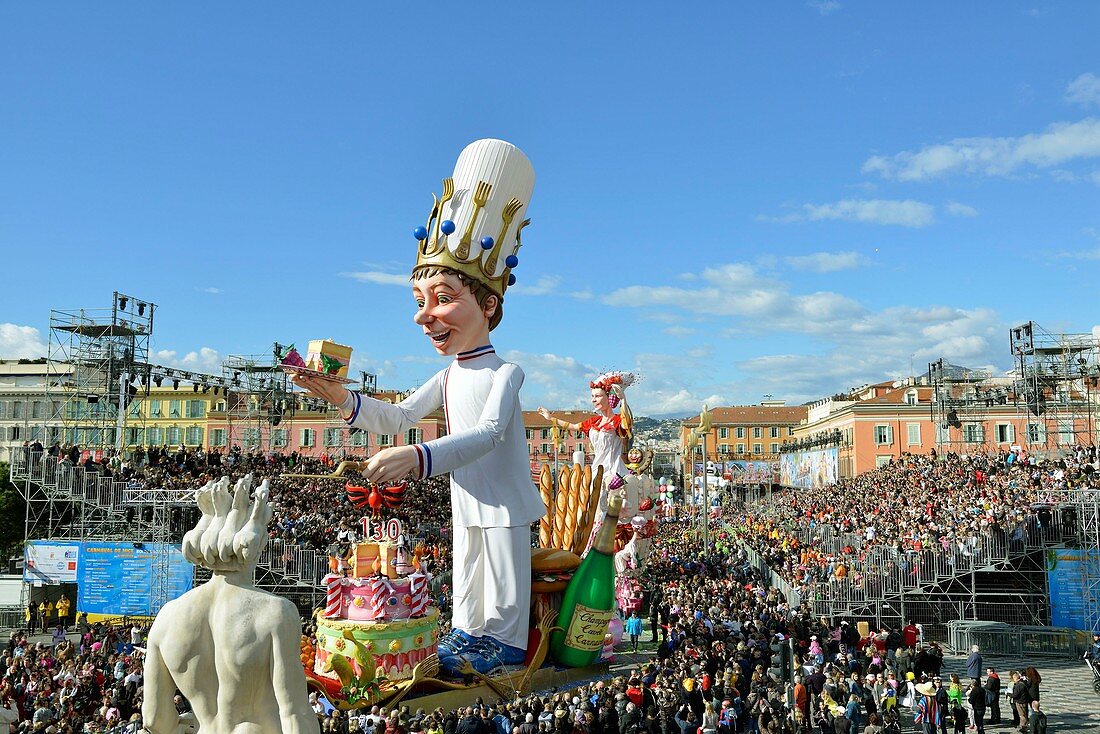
143;475;317;734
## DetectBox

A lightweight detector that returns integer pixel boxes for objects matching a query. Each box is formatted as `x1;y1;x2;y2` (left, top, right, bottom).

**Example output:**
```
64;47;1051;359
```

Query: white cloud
945;201;979;218
808;0;841;15
863;118;1100;181
1066;73;1100;108
0;324;47;359
771;199;936;227
663;326;697;337
508;275;561;297
341;271;410;287
569;290;594;301
152;347;224;375
197;286;222;294
784;251;867;272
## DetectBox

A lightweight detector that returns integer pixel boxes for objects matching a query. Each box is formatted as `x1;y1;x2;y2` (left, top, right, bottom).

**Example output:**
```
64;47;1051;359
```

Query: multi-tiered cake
314;524;439;682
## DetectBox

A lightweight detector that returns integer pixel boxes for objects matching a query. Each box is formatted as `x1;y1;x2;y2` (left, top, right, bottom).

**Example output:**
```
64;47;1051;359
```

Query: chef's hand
361;445;420;484
292;374;350;406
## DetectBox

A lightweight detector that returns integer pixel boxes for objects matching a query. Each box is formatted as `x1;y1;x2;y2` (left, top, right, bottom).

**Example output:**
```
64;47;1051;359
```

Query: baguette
538;464;553;548
572;465;593;553
553;467;571;549
578;465;604;548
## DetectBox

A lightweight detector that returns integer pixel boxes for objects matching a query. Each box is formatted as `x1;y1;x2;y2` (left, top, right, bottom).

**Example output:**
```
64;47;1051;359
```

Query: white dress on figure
581;414;629;516
341;343;545;649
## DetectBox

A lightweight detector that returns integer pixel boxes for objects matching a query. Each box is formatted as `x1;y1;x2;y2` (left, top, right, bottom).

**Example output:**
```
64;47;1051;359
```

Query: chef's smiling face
412;272;496;356
591;387;610;414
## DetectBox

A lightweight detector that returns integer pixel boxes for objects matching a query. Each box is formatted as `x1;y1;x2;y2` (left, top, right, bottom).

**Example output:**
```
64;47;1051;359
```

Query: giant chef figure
296;139;545;675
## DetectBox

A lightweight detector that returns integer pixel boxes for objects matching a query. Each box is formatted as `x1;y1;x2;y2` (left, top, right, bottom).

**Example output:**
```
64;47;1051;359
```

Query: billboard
1047;546;1099;631
79;542;193;617
24;541;81;584
779;447;839;489
25;541;193;616
725;461;775;485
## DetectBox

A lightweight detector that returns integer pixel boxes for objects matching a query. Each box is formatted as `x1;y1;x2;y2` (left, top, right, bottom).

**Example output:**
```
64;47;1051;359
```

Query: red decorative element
638;497;654;512
589;374;623;391
379;482;407;510
346;482;372;510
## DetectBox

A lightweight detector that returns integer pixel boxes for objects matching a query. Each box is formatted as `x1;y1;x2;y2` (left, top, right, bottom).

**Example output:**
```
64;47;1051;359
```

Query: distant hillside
632;416;684;446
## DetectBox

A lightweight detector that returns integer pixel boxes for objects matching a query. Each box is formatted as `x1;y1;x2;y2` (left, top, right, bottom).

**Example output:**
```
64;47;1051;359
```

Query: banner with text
78;542;193;617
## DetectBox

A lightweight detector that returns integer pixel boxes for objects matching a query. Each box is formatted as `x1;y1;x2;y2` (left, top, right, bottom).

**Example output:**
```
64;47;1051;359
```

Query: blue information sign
77;542;193;617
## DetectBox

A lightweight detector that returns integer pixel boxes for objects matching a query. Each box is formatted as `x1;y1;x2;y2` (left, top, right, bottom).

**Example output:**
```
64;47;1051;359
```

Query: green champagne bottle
550;491;623;667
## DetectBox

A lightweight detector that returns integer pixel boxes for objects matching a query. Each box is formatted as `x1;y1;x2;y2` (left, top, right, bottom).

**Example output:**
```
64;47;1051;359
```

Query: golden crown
410;139;534;299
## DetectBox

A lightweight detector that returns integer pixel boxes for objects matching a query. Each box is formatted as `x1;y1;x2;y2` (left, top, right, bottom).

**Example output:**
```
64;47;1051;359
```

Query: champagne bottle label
562;603;612;652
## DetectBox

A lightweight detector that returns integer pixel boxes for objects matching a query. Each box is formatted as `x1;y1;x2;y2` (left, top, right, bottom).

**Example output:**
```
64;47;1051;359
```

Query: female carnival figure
538;371;635;517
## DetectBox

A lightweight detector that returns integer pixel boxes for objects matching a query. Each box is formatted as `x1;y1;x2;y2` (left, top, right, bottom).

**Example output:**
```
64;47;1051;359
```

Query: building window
526;428;533;440
717;443;729;453
963;423;984;444
169;400;181;418
768;442;777;454
752;427;762;439
350;430;367;447
540;428;550;440
736;427;745;439
324;428;343;447
272;428;288;447
718;427;729;439
905;390;918;406
210;428;227;447
185;427;204;446
378;434;392;447
736;443;745;454
770;426;779;439
873;425;893;445
146;427;162;446
167;427;182;445
936;424;950;444
11;402;23;419
876;455;893;467
995;424;1015;444
300;428;315;447
540;443;549;454
0;402;6;418
906;423;921;446
8;426;21;441
1058;420;1074;445
31;401;44;419
752;443;762;454
149;400;162;418
186;400;205;419
128;400;141;417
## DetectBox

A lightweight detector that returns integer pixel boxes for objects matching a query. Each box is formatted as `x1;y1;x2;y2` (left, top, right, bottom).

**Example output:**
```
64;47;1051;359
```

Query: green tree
0;462;26;563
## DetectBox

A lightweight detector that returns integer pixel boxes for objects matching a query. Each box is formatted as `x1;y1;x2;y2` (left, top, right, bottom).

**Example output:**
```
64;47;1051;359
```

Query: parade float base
305;658;609;710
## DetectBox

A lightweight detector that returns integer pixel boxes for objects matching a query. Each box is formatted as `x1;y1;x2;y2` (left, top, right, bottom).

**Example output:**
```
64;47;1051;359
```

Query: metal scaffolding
221;344;297;452
1010;321;1100;456
928;358;1002;454
45;292;156;456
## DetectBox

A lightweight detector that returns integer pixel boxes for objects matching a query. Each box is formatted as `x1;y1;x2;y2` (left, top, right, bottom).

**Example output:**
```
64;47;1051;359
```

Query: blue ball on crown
508;274;516;286
440;220;456;235
413;226;428;241
480;236;494;250
505;255;519;268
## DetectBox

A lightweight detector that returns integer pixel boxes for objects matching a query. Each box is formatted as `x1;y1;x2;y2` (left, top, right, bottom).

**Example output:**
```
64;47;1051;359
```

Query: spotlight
193;383;199;393
153;375;163;387
172;379;180;390
118;296;128;311
87;394;99;404
202;384;210;394
137;302;146;316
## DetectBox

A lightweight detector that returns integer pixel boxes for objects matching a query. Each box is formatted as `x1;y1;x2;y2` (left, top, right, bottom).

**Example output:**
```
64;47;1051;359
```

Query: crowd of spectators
6;443;1078;734
728;449;1098;601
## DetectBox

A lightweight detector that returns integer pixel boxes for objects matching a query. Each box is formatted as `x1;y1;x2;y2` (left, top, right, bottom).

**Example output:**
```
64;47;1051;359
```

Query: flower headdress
589;371;636;392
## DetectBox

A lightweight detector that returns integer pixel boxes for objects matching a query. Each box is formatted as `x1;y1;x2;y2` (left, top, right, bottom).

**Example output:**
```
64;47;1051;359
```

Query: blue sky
2;2;1098;416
